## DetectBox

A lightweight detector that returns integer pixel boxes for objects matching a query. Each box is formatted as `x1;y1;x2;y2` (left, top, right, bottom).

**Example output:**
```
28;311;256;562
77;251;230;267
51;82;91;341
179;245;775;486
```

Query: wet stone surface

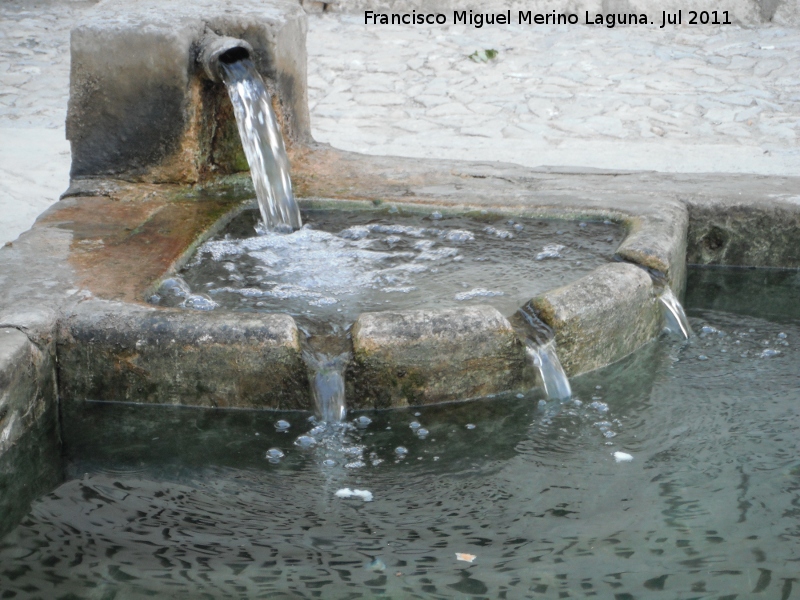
156;207;623;331
1;269;800;597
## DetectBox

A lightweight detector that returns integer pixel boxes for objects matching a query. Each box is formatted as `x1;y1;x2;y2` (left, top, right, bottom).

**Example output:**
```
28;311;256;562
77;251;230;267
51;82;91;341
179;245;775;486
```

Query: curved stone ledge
57;301;309;410
350;305;529;408
529;262;661;376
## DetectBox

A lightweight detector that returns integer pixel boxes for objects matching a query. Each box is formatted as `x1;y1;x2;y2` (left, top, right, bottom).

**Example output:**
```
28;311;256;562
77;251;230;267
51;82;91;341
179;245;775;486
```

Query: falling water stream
220;59;301;232
660;286;694;339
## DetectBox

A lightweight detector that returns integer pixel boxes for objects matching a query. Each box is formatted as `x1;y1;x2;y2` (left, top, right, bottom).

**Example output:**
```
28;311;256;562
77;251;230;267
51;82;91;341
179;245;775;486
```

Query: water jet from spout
219;57;301;232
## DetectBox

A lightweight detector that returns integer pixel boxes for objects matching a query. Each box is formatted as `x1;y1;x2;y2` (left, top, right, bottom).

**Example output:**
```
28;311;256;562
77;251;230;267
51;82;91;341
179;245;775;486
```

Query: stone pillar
66;0;310;184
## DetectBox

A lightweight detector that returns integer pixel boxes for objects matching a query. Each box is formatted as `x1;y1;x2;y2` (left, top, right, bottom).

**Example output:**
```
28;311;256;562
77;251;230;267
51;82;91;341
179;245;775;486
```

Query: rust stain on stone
41;188;235;303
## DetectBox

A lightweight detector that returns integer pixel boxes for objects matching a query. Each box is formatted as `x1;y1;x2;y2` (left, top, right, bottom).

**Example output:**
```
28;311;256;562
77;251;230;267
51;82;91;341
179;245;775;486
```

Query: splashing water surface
221;59;301;231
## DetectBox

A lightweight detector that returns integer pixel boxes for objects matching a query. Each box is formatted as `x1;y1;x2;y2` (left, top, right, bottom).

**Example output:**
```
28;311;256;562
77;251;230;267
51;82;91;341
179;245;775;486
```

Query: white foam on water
614;452;634;462
335;488;373;501
455;287;504;301
536;244;566;260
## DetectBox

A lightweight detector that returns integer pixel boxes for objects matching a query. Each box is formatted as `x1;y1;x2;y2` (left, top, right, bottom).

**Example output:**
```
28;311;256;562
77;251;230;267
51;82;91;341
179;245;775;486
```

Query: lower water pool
1;268;799;598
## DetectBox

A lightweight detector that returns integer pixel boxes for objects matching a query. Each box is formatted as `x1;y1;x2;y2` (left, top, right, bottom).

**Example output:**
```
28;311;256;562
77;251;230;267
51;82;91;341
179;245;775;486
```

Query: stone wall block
67;0;309;183
530;262;661;376
686;201;800;268
57;302;310;410
350;305;529;408
616;202;689;296
0;328;61;538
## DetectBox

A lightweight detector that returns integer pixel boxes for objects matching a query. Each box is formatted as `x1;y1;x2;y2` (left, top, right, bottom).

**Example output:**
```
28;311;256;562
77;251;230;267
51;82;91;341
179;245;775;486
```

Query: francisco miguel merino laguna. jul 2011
364;9;734;28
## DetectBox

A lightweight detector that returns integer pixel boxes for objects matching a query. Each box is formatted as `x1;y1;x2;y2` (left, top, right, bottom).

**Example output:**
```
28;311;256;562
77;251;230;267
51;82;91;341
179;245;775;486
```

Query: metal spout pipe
197;32;254;83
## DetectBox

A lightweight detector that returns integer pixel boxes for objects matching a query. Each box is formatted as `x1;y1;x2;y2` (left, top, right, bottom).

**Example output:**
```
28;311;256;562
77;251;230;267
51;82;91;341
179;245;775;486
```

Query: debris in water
614;452;633;462
456;553;477;562
335;488;373;502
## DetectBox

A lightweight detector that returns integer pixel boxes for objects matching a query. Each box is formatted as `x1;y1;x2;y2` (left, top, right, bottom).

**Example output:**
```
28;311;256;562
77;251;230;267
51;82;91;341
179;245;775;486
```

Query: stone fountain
2;0;800;537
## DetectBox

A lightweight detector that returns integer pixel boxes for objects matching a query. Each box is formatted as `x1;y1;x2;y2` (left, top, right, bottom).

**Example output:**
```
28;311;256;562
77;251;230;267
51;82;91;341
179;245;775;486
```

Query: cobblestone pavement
308;14;800;175
0;0;87;245
1;2;800;243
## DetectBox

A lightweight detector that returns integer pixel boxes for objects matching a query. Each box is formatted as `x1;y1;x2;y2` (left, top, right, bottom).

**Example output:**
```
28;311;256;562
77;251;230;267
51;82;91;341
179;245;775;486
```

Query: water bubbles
701;325;718;334
395;446;409;456
181;294;217;310
417;428;430;438
339;226;370;240
266;448;285;463
445;229;475;242
483;226;514;239
698;355;709;361
589;401;609;413
409;421;421;430
760;348;781;358
778;332;787;339
275;420;291;431
537;400;547;409
294;435;317;448
516;393;525;399
322;459;336;467
579;222;587;228
388;205;399;214
309;425;327;437
614;451;633;462
465;423;476;430
513;223;524;231
431;211;443;220
355;415;372;428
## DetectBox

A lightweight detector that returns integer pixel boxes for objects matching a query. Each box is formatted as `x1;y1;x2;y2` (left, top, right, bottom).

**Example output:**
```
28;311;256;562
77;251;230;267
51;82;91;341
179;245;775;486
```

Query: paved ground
307;15;800;174
1;1;799;244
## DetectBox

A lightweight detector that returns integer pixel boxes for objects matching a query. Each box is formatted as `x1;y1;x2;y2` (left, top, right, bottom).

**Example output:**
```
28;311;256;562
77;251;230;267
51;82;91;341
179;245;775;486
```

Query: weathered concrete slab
529;262;661;376
68;0;309;183
350;305;530;407
57;301;310;410
0;328;61;538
